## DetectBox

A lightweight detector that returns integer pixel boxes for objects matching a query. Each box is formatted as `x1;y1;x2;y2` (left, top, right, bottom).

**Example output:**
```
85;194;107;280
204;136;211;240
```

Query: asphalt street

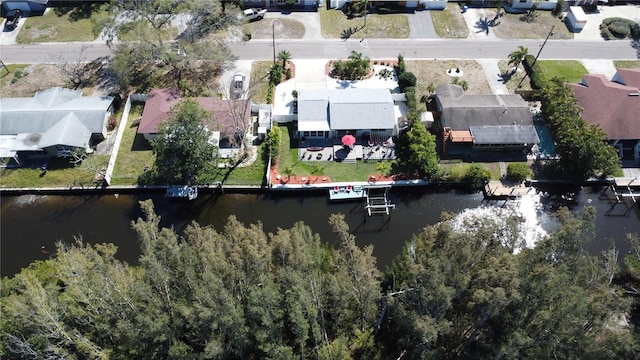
1;38;637;64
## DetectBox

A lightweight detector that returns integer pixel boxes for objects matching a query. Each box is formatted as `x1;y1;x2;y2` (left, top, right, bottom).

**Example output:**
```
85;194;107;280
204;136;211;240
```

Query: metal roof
39;113;92;149
297;88;396;131
0;87;114;135
470;125;540;145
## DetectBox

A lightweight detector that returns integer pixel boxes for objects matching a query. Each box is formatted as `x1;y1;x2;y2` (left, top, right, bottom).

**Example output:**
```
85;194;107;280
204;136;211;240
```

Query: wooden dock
483;181;531;200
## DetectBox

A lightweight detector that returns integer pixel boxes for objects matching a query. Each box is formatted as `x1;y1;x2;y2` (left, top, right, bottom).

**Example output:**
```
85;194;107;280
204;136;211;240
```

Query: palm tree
508;46;528;75
277;50;291;70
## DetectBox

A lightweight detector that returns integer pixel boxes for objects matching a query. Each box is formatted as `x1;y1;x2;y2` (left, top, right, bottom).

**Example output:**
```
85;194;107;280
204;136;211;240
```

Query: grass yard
430;3;469;39
17;4;107;43
536;60;587;83
497;60;532;93
614;60;640;68
488;9;573;40
250;61;275;104
243;18;305;39
109;104;155;186
275;125;391;183
0;155;109;188
405;60;492;104
319;7;409;39
439;162;503;181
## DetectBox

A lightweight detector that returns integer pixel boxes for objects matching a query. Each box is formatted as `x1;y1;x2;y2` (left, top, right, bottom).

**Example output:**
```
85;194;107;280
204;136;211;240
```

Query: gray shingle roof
39;113;92;149
436;84;533;130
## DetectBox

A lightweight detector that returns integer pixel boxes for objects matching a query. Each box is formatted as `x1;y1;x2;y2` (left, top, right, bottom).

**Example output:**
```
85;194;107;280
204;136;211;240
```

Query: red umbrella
341;134;356;147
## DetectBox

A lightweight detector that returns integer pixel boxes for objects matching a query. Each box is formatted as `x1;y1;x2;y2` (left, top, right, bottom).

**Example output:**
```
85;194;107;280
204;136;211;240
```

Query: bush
404;86;416;110
523;54;546;89
265;126;281;162
506;163;532;182
270;63;283;85
266;83;275;103
396;54;405;76
463;164;491;191
600;17;639;39
398;71;416;91
609;24;630;38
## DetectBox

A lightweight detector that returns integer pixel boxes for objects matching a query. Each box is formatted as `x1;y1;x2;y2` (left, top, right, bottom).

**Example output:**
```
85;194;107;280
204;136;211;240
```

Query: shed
566;6;588;32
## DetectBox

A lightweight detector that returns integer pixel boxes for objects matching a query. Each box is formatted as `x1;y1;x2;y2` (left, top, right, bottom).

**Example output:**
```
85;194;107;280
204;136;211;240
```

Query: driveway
264;11;323;40
408;10;439;39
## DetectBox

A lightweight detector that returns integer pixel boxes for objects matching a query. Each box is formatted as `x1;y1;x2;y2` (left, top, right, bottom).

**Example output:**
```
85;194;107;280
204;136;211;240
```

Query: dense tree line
2;202;639;359
540;78;620;181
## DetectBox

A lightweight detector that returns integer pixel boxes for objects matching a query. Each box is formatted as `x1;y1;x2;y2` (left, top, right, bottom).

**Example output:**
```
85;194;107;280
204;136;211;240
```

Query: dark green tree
152;99;217;184
395;112;439;177
540;77;620;181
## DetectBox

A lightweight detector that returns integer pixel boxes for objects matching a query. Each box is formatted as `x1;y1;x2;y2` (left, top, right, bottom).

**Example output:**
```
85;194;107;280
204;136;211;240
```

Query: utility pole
272;23;276;65
516;25;554;90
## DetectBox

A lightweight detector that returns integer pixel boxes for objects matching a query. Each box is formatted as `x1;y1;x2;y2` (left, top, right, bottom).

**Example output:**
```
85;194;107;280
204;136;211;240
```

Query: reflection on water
1;187;639;277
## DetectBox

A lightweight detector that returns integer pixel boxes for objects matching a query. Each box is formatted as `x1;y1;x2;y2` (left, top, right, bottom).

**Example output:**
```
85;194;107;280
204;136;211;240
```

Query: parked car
230;73;245;100
243;8;267;21
4;9;22;30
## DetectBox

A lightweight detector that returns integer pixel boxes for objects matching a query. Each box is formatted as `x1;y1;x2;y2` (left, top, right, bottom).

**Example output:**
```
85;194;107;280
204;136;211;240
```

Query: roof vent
629;92;640;96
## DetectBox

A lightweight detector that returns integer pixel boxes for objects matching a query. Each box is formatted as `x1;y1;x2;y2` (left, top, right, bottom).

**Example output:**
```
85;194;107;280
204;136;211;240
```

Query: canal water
2;188;640;277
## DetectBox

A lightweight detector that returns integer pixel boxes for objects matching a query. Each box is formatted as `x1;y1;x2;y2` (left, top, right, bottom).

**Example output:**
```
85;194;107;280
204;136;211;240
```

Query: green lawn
0;156;109;188
614;60;640;69
439;162;503;181
17;4;107;43
536;60;588;83
250;61;275;104
109;104;155;186
275;125;391;182
430;3;469;39
319;7;409;39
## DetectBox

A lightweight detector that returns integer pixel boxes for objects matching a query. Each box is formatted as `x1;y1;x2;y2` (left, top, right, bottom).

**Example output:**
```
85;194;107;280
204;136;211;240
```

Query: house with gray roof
297;88;404;141
435;84;539;155
0;87;114;165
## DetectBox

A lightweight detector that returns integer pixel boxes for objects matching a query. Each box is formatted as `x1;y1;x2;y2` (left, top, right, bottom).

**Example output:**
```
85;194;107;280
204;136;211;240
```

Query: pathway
476;58;509;95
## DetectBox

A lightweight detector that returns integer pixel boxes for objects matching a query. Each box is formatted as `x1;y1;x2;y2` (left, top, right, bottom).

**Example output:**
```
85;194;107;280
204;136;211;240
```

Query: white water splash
12;194;48;206
450;192;557;253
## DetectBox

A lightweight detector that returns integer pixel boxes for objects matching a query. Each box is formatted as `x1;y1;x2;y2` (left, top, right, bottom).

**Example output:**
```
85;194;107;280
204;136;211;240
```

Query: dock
599;178;640;216
166;185;198;200
329;185;366;201
483;181;531;200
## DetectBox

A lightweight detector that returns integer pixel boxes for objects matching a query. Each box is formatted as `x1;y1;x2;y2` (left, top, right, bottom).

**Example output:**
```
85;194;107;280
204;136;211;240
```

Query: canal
2;187;640;277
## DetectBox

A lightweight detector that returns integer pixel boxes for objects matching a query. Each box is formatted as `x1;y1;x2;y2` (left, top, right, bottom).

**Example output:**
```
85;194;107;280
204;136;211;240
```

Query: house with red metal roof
568;68;640;164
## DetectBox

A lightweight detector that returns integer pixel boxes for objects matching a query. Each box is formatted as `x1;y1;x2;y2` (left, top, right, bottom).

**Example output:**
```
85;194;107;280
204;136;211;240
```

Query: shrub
285;67;292;80
265;126;281;162
609;24;630;38
266;83;275;103
270;63;283;85
398;71;416;91
404;86;416;110
506;163;532;182
396;54;405;76
107;116;118;131
601;27;614;40
464;164;491;191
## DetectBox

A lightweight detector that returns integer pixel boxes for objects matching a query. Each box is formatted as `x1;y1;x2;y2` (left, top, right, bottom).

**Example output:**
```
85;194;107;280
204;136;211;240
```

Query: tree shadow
498;70;512;84
340;25;363;40
632;39;640;59
475;17;500;35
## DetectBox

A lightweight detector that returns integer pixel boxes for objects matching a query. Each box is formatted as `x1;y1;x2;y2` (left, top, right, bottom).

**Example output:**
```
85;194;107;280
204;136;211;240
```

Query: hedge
599;17;640;40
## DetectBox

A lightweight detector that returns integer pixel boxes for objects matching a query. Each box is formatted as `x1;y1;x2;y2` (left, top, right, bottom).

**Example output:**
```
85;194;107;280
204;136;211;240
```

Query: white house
297;88;406;141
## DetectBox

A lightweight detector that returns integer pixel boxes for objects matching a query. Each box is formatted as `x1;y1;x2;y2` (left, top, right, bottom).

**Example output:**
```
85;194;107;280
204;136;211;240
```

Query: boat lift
599;178;640;216
364;185;395;217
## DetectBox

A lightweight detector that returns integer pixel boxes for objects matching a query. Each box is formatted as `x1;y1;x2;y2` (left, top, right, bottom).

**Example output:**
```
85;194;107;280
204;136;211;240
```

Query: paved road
1;38;637;64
